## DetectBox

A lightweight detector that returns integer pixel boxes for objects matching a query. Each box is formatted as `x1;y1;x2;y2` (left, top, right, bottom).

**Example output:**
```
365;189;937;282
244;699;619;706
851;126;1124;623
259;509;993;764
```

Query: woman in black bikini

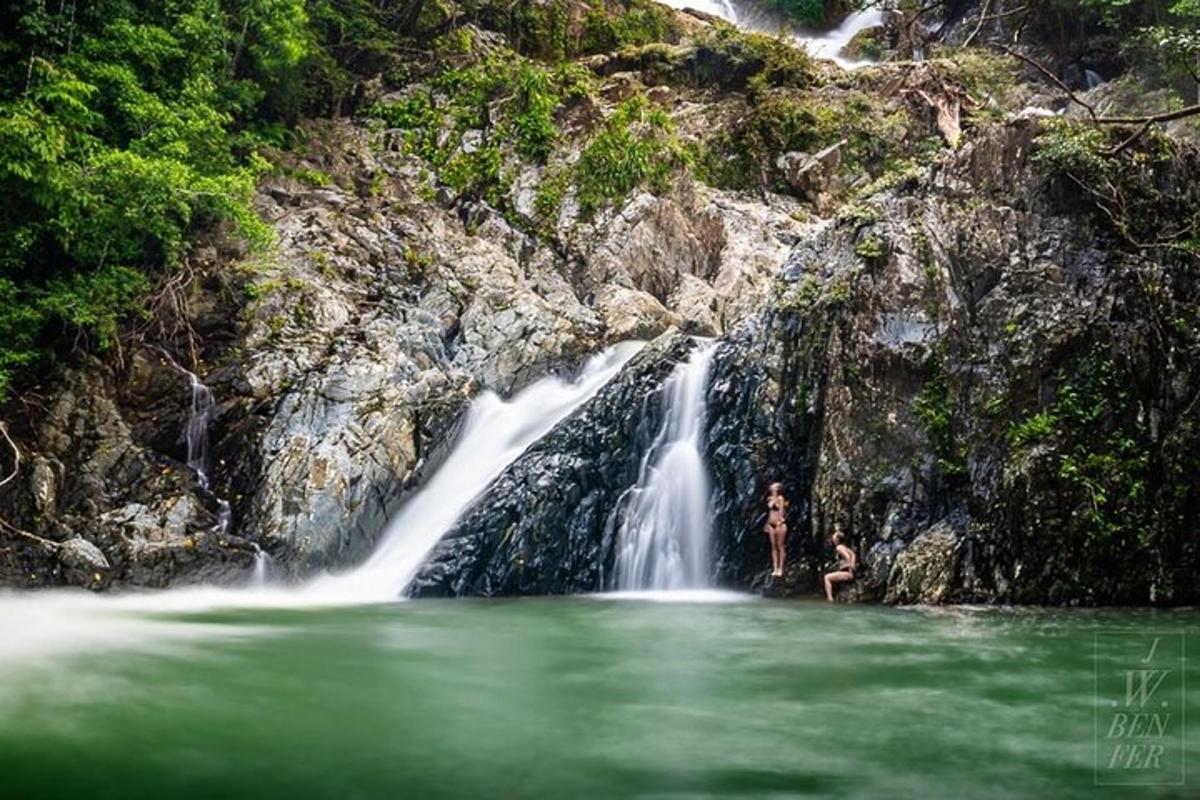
764;482;788;577
823;529;857;602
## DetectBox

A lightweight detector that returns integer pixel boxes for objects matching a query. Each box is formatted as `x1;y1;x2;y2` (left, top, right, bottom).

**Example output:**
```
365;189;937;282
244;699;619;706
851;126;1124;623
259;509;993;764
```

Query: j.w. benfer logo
1095;632;1186;786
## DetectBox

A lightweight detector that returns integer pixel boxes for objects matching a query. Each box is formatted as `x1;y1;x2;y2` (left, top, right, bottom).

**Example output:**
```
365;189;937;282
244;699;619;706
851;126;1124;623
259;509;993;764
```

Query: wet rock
410;330;695;596
883;520;961;604
29;457;57;518
593;284;682;341
776;140;845;215
58;537;110;585
705;120;1200;605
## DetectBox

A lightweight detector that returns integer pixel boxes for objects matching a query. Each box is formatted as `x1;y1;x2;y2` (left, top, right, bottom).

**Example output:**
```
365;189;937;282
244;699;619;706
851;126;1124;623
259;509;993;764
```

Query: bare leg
769;529;784;576
777;525;787;575
824;570;854;602
765;529;777;575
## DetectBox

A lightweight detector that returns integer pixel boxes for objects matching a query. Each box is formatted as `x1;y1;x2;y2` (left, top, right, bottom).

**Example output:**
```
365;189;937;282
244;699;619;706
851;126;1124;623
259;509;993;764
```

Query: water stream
307;341;646;603
152;346;232;538
613;343;716;590
653;1;887;68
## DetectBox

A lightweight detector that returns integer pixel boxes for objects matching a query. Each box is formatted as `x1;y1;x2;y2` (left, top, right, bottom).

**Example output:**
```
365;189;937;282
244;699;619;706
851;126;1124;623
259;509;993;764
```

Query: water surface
1;597;1195;799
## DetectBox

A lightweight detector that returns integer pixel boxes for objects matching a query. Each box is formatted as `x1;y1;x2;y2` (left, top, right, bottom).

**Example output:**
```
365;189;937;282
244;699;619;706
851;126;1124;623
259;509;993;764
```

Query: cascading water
656;0;740;22
612;343;716;591
306;341;645;603
250;545;271;587
652;1;885;69
153;347;232;537
795;7;886;67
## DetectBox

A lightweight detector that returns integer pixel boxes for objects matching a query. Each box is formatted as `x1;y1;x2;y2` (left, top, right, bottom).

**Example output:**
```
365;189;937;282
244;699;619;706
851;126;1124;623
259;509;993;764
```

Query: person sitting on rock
764;482;789;577
823;529;857;602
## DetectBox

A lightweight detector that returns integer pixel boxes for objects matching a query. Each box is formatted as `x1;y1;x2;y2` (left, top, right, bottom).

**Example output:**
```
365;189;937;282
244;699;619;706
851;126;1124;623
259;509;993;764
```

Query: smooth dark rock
409;330;695;596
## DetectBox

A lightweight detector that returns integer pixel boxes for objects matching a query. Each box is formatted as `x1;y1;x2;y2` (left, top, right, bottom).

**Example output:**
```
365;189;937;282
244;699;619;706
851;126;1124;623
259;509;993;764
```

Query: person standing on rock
764;482;789;577
823;529;857;602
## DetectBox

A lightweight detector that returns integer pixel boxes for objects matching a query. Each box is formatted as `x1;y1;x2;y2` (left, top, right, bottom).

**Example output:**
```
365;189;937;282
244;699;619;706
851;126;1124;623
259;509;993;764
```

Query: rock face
1;11;1196;605
0;360;251;589
417;118;1198;606
705;120;1200;605
409;330;694;597
0;115;796;589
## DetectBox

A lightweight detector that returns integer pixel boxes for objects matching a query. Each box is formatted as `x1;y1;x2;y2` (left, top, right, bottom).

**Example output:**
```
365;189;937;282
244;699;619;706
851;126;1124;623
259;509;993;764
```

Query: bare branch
1094;104;1200;126
0;515;60;551
1000;45;1097;121
963;0;991;49
999;46;1200;150
0;423;19;490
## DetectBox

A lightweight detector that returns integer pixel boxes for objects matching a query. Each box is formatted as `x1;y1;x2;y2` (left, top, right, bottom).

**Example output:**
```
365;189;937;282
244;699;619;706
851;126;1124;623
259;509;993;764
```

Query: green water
1;596;1197;799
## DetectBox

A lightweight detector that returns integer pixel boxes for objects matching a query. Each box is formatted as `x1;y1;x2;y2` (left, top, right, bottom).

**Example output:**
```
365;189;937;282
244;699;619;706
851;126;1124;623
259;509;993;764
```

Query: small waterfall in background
306;341;645;603
795;7;886;67
152;346;232;538
652;1;885;69
613;343;716;591
655;0;740;22
251;545;271;588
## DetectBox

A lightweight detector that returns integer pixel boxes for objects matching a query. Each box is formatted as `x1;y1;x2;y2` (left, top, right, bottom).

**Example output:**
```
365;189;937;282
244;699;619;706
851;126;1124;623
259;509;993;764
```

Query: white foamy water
151;346;232;537
654;1;885;69
613;343;716;590
796;7;885;68
307;340;645;603
594;589;754;603
0;342;644;664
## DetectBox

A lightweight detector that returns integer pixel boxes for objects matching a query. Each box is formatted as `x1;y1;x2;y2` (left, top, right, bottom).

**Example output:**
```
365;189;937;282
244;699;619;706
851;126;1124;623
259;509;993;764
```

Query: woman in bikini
823;529;857;602
764;482;788;577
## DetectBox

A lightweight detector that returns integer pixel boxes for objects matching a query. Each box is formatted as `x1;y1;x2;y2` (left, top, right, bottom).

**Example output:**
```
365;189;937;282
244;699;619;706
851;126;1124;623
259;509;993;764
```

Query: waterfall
792;8;886;68
153;347;232;537
250;545;271;587
306;341;645;603
612;343;716;591
650;2;885;69
654;0;740;22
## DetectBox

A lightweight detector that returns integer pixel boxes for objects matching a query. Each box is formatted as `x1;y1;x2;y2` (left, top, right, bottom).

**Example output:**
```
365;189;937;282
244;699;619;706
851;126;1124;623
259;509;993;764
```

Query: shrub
575;95;689;218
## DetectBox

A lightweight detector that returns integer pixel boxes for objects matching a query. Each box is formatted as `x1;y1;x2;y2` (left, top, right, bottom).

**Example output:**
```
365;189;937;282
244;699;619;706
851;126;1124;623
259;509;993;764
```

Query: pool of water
0;595;1196;798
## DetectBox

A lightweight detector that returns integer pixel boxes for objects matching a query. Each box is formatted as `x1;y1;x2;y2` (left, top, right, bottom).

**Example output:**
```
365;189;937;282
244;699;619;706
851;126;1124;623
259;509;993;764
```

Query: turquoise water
0;595;1196;799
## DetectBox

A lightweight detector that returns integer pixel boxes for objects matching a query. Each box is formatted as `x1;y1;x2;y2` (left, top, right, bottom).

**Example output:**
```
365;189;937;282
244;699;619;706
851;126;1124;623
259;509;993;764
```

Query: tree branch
963;0;991;48
1000;45;1200;151
0;423;19;490
0;422;61;552
1000;45;1096;121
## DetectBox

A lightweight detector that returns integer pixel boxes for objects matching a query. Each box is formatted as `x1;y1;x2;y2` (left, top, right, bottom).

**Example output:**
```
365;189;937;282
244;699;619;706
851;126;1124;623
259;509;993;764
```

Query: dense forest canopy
0;0;1197;403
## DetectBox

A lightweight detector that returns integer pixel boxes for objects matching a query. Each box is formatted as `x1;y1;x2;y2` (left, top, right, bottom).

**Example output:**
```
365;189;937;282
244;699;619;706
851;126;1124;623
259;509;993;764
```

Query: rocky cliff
1;1;1197;604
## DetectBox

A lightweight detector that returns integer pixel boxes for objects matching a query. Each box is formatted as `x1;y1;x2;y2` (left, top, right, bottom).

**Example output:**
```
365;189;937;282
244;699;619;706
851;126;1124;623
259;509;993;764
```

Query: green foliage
1122;15;1200;103
854;233;885;261
1007;354;1153;543
1032;118;1114;183
692;26;816;91
372;53;592;211
1033;118;1196;249
468;0;681;60
581;0;683;53
758;0;852;26
933;50;1020;114
1031;0;1198;105
533;167;571;233
1008;410;1057;449
692;88;908;195
0;0;298;401
913;349;967;481
574;95;689;219
376;53;686;225
369;53;585;175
